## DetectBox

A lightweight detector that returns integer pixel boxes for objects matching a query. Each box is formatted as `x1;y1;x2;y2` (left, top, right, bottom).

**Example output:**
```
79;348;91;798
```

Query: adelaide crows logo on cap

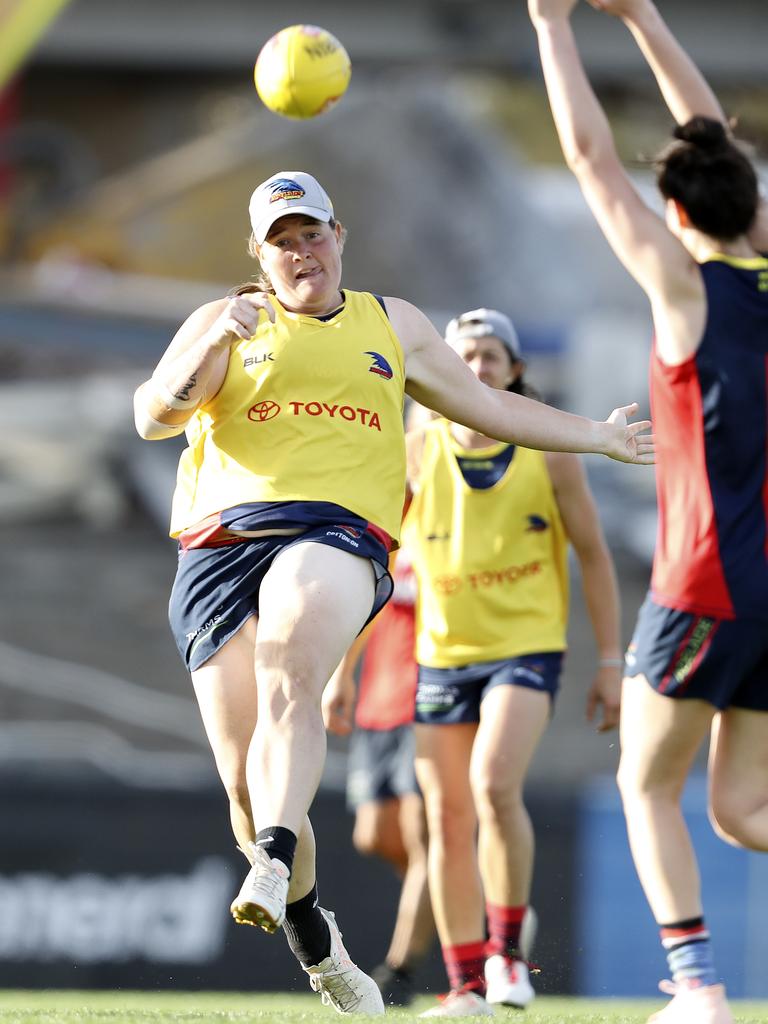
268;178;305;203
365;351;394;379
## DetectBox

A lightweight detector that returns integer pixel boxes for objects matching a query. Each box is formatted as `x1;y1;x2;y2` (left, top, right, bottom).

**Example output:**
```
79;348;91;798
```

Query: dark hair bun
673;116;729;153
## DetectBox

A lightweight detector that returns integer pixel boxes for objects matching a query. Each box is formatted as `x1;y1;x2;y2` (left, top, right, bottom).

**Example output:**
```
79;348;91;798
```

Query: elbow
133;405;186;441
563;136;615;180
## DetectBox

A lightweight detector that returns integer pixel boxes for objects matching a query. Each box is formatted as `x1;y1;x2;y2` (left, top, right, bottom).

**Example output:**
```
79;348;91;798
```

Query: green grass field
0;991;767;1024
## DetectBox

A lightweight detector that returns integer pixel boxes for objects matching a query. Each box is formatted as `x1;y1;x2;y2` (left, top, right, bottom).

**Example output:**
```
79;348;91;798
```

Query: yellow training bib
169;290;406;540
408;419;569;667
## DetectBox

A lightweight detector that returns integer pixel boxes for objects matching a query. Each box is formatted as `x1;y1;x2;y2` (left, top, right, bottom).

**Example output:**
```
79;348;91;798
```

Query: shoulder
382;297;438;349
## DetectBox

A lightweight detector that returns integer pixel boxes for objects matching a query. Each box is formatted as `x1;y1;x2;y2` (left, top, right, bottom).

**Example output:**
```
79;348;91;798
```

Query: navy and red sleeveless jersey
650;254;768;620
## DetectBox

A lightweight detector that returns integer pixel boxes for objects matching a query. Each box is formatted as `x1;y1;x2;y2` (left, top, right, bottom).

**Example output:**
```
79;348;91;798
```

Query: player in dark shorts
531;1;768;1022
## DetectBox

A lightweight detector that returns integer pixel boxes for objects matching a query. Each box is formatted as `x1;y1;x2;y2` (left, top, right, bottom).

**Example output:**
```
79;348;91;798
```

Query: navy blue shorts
413;652;563;725
169;525;392;672
626;595;768;711
346;725;419;810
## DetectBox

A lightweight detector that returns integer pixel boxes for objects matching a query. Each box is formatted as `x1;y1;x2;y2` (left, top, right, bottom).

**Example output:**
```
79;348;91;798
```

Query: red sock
485;903;526;959
441;940;486;993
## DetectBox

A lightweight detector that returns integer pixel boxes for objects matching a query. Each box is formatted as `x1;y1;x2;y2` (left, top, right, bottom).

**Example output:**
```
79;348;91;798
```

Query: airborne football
254;24;351;120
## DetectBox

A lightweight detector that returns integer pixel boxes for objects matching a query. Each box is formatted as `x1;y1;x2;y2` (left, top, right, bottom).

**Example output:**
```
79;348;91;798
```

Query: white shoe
419;990;495;1017
647;980;734;1024
305;908;385;1015
230;842;289;933
485;956;535;1008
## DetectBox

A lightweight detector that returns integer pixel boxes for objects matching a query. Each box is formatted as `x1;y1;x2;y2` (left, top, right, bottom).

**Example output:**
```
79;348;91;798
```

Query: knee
470;769;520;824
616;757;677;807
708;793;764;849
424;797;475;853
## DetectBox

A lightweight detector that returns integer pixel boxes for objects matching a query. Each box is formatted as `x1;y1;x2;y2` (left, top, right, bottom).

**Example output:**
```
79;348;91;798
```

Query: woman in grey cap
408;308;623;1016
132;169;653;1014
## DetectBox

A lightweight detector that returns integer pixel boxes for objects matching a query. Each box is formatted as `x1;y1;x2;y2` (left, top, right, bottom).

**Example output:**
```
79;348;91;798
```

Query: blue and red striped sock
660;916;718;987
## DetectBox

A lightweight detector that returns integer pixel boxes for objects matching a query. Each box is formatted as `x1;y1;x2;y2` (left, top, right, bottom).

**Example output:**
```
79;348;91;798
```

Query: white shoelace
240;847;287;902
310;968;360;1013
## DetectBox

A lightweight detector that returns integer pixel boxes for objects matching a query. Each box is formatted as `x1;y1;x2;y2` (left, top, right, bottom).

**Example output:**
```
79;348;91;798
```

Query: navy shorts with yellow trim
414;652;563;725
170;525;392;672
625;594;768;711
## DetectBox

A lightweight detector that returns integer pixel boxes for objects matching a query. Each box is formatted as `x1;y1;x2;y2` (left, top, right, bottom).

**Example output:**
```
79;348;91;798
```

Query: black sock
283;884;331;967
254;826;297;874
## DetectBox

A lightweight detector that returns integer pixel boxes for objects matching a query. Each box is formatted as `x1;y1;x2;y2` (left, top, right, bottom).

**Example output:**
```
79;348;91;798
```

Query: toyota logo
248;401;281;422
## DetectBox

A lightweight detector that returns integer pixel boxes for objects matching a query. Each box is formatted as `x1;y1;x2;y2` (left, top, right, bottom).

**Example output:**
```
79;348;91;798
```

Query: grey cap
445;308;522;362
249;171;334;244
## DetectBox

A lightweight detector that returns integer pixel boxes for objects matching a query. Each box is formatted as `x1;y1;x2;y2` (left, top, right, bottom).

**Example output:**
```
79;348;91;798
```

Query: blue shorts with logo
626;594;768;711
170;524;392;672
346;724;419;810
414;652;563;725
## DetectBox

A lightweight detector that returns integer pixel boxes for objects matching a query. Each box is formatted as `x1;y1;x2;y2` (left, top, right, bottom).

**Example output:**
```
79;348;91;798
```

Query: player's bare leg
245;541;384;1012
619;677;733;1023
386;793;434;967
472;684;549;1008
708;707;768;851
618;678;715;923
416;723;495;1015
249;542;376;835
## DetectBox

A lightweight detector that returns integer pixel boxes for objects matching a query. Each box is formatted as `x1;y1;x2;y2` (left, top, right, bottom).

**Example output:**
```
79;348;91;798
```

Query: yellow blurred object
0;0;73;90
254;24;351;120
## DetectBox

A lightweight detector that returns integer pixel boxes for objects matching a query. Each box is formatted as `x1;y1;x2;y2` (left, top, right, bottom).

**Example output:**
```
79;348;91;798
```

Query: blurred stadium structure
0;0;766;999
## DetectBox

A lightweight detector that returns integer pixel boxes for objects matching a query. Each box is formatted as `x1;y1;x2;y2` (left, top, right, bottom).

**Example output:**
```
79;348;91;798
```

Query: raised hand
205;292;276;348
603;403;655;465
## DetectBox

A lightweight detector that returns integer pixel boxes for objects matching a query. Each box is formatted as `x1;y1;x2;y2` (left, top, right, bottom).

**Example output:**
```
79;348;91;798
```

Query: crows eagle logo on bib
365;351;394;380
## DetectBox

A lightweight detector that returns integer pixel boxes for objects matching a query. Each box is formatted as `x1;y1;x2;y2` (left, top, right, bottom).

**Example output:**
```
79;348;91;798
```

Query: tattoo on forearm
175;374;197;402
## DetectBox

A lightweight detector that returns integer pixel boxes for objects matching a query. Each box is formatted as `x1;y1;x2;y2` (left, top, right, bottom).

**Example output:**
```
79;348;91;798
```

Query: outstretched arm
528;0;694;299
589;0;768;252
391;298;654;466
589;1;725;126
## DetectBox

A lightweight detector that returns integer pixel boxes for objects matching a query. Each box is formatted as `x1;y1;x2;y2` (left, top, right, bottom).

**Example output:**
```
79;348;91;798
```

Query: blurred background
1;0;766;1002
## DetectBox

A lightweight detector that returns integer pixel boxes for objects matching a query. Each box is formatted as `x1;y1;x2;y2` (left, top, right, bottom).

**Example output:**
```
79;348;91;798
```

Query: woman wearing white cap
408;308;623;1016
132;170;652;1014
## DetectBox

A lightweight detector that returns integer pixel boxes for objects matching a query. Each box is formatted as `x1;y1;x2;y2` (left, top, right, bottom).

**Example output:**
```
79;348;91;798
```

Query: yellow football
254;24;351;120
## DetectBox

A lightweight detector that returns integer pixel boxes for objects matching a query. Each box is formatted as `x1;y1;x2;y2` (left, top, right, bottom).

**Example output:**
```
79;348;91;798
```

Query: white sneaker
230;842;289;933
485;956;535;1008
419;990;495;1017
304;908;385;1015
647;980;734;1024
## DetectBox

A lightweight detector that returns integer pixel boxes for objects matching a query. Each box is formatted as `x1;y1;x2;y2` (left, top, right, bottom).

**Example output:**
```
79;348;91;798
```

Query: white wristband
599;657;624;667
151;376;194;411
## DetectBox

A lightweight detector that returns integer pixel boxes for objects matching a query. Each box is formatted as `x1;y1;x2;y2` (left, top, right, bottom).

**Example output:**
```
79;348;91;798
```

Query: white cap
445;308;522;362
249;171;334;243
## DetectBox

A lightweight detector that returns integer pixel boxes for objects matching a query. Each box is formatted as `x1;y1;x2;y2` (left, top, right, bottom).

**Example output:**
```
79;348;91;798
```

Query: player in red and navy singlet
535;3;768;1022
651;255;768;622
